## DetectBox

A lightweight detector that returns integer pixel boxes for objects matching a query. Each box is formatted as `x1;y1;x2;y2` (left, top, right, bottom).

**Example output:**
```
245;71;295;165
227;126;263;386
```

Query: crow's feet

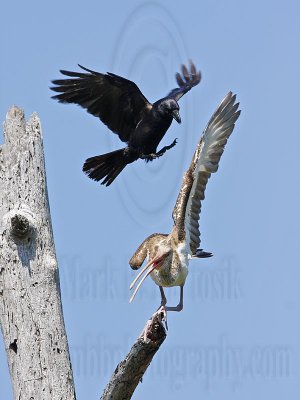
141;153;158;162
156;138;178;157
141;139;178;162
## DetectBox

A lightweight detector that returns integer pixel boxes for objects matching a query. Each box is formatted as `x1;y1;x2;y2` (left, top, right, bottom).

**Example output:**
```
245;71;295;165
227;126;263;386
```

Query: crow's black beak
172;110;181;124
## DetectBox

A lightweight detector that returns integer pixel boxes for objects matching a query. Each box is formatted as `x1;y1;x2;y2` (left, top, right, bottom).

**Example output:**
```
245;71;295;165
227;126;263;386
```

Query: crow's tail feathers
82;148;129;186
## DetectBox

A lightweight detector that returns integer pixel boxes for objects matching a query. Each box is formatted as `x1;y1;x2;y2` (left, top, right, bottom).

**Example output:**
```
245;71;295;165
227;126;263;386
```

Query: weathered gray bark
0;106;166;400
0;107;76;399
101;309;167;400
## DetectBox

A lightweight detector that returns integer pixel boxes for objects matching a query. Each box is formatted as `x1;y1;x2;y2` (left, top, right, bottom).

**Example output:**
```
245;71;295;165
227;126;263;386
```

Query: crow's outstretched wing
168;61;201;102
172;92;240;254
51;65;152;143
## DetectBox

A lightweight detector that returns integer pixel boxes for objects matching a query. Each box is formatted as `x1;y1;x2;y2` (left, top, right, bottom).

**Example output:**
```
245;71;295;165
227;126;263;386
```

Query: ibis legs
159;285;184;312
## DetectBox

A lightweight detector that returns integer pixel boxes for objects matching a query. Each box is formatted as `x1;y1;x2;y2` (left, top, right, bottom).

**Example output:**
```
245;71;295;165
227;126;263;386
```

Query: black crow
51;61;201;186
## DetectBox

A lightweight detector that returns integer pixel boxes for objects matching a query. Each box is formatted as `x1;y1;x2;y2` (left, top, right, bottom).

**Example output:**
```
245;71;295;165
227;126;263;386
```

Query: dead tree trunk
0;106;167;400
0;107;76;399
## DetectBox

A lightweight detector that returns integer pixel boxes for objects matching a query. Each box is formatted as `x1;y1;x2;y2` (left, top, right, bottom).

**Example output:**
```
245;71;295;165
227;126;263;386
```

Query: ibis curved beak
129;252;168;303
172;110;181;124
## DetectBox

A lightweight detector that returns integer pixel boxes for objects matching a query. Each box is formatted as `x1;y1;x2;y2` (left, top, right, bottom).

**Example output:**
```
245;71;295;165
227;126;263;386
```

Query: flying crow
51;61;201;186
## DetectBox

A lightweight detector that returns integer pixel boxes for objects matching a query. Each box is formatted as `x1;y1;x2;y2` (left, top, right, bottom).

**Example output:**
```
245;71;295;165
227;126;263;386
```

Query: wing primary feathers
78;64;101;75
176;72;185;87
181;64;189;81
173;92;241;254
189;60;197;76
169;61;201;101
51;64;151;143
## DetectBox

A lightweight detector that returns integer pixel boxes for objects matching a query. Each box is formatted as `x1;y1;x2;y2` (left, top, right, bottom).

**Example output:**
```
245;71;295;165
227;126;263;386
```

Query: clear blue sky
1;1;300;399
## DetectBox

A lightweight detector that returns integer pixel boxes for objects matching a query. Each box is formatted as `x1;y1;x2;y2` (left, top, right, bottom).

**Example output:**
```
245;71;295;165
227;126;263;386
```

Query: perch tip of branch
140;307;167;343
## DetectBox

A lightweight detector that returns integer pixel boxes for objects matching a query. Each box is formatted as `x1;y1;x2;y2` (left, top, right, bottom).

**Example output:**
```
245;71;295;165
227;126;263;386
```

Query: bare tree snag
0;107;76;399
0;106;167;400
101;309;167;400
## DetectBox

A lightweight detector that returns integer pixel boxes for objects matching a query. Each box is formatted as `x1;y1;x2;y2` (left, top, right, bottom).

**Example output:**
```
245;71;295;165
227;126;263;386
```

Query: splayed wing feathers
51;65;151;143
172;92;241;254
168;60;201;101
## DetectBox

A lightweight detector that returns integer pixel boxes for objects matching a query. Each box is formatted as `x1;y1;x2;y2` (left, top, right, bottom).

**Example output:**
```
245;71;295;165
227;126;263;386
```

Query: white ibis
129;92;241;311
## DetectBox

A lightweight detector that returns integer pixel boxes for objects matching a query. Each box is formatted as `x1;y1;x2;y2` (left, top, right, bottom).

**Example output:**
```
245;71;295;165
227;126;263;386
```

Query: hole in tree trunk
9;339;18;354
